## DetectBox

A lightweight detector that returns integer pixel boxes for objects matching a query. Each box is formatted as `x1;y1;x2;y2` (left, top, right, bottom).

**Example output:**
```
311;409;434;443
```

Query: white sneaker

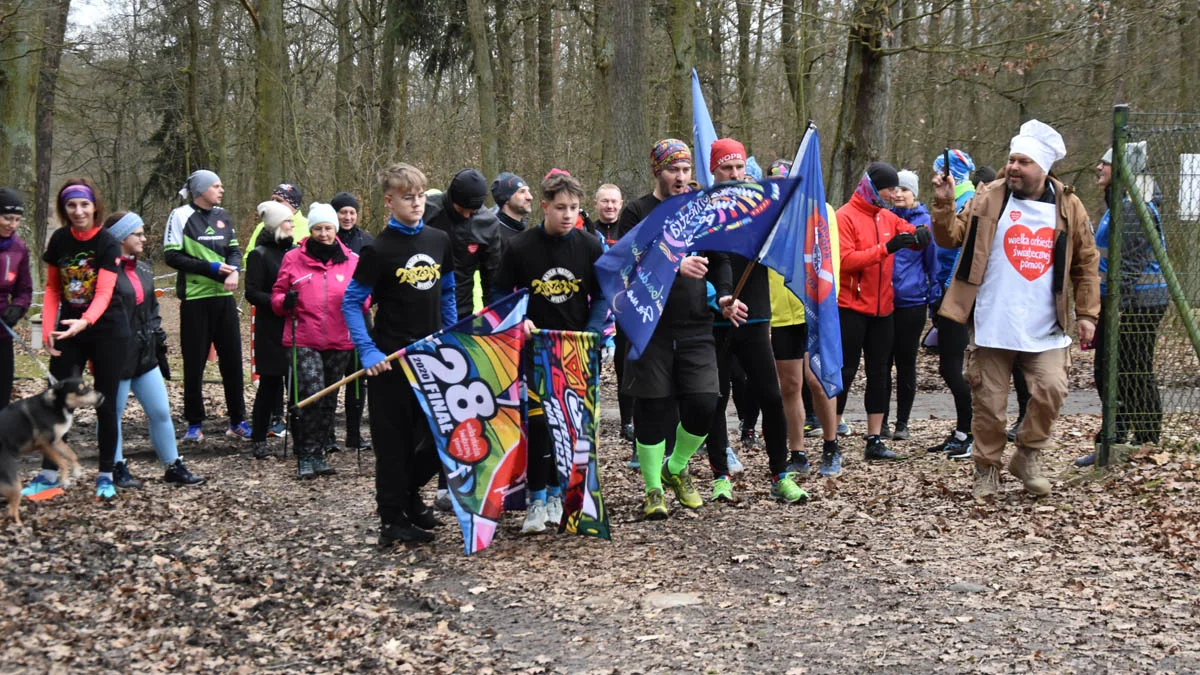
522;500;548;534
545;494;564;527
725;447;745;475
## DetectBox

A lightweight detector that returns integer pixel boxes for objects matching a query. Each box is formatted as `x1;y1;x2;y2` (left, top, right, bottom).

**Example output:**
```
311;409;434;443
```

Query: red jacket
835;193;916;317
271;238;358;351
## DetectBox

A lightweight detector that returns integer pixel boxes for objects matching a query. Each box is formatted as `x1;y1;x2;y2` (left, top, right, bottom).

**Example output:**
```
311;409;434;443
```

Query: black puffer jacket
114;258;168;380
245;236;295;377
425;192;501;319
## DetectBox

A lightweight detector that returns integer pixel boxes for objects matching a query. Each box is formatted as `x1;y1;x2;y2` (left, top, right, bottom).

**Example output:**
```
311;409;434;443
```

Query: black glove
885;232;917;254
913;226;932;249
1;306;24;327
283;289;299;311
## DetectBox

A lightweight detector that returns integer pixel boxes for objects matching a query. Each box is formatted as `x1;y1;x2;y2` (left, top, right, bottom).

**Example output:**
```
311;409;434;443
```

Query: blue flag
691;69;717;189
759;127;843;397
595;179;801;359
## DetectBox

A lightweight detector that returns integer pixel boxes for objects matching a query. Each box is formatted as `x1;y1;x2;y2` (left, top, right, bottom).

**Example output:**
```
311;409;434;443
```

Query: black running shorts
622;332;719;399
771;323;808;362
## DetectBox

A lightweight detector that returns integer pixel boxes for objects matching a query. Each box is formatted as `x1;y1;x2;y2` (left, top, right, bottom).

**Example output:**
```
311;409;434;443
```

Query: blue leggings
114;367;179;466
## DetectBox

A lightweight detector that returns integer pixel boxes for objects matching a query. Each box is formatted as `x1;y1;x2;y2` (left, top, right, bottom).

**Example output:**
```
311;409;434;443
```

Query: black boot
312;450;337;476
113;461;143;489
296;456;316;480
379;520;435;546
864;435;899;461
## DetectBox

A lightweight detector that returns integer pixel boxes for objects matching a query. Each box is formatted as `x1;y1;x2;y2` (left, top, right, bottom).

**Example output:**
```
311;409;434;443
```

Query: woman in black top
245;201;296;459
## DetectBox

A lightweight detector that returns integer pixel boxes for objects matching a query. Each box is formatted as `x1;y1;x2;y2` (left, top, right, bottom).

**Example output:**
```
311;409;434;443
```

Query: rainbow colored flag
529;329;609;540
399;291;529;555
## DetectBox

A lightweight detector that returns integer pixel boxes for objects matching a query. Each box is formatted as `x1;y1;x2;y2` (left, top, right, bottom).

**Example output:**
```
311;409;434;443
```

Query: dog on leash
0;378;104;525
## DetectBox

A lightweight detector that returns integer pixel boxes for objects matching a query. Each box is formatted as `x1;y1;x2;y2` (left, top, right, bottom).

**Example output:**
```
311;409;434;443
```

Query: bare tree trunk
467;0;500;179
781;0;800;130
0;2;39;215
523;1;537;113
706;0;724;128
32;0;70;281
186;1;215;170
830;0;891;204
253;0;285;198
537;0;554;169
378;0;402;153
494;0;514;161
335;0;353;184
1182;0;1200;112
590;0;614;175
667;0;695;139
611;0;648;197
736;0;752;149
209;0;228;170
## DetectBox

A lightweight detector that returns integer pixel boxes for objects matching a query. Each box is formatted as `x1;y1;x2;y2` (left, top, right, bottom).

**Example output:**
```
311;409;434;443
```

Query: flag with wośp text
758;127;843;397
398;291;529;555
594;178;801;360
529;329;609;540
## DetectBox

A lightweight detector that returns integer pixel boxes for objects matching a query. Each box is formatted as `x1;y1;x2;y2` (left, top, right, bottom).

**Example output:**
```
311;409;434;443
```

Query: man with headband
932;120;1099;500
164;169;252;443
616;138;730;520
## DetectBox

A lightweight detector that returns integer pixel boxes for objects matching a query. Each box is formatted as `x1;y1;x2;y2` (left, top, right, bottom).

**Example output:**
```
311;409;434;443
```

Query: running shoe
711;477;734;503
621;423;636;442
433;489;453;512
112;461;143;489
837;421;850;436
785;452;810;476
740;425;762;451
95;476;117;501
891;422;910;441
864;437;899;461
163;459;206;486
770;473;809;504
643;489;669;520
226;421;253;441
725;447;745;475
182;424;204;444
627;447;640;470
545;494;564;527
521;500;548;534
803;414;821;438
819;445;843;478
21;474;62;500
946;434;974;461
267;419;288;438
661;466;703;509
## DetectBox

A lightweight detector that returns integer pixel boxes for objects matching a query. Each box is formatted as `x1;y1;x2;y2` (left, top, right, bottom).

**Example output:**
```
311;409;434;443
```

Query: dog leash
1;319;58;385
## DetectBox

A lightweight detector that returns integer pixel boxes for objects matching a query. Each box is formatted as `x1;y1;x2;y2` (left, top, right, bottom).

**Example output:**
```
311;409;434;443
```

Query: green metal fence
1101;107;1200;465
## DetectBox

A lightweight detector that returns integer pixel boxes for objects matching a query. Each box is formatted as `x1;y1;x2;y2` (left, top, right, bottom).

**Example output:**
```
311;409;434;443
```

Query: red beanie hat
710;138;747;173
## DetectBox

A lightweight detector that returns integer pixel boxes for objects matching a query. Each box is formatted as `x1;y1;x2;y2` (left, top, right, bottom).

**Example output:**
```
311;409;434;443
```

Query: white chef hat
1009;119;1067;173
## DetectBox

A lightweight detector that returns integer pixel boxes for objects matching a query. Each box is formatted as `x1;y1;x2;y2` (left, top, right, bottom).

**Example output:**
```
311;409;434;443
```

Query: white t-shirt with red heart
973;193;1072;352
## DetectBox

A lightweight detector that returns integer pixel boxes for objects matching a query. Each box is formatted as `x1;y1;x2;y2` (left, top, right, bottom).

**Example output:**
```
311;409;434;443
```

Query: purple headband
60;184;96;206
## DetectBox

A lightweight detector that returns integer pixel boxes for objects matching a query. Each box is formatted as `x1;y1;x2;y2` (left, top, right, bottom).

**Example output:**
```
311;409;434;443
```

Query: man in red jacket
834;162;929;461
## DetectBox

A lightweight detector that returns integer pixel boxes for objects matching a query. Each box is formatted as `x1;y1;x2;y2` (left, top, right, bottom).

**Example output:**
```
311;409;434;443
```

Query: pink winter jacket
271;238;358;351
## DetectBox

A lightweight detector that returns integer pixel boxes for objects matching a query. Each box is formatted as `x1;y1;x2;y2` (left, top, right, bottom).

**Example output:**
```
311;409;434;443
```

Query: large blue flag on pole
691;68;718;189
595;179;801;359
758;126;843;397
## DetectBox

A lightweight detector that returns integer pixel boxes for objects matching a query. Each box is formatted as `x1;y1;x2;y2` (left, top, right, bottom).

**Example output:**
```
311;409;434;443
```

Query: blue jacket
890;203;938;308
933;183;976;289
1095;190;1167;309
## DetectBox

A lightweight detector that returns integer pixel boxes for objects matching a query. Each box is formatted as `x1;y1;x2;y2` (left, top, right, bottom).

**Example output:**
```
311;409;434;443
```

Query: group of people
0;115;1169;545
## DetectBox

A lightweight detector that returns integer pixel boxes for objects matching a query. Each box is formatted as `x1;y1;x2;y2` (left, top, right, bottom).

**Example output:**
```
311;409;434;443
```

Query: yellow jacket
769;205;840;327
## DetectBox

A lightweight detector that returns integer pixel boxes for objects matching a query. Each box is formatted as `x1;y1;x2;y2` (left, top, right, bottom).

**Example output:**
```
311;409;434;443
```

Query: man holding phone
931;120;1099;500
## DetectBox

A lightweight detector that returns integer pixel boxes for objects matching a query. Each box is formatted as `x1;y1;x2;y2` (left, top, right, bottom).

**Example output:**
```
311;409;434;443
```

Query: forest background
1;0;1197;286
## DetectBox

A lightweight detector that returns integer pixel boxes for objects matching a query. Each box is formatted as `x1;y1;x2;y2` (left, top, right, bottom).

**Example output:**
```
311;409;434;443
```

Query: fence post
1099;106;1128;467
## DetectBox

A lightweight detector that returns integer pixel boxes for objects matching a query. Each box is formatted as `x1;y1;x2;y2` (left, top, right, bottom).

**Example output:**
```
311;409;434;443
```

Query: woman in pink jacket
272;203;359;479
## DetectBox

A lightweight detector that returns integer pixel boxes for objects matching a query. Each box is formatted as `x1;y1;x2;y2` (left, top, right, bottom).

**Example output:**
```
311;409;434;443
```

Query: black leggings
837;309;893;416
934;299;972;433
709;323;787;475
251;374;284;443
1093;304;1165;441
0;340;12;411
889;305;926;426
614;326;634;427
179;296;246;425
730;357;760;430
634;394;717;447
46;331;129;473
342;351;367;444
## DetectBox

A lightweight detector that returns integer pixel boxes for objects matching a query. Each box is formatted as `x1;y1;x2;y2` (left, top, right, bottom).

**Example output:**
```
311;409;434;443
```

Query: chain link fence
1101;107;1200;463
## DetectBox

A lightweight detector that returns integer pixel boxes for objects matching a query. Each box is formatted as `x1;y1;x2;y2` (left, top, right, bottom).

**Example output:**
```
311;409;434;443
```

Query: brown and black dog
0;378;103;525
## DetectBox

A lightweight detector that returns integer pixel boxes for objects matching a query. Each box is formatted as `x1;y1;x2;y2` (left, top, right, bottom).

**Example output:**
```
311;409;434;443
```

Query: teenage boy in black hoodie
343;163;457;547
492;170;607;535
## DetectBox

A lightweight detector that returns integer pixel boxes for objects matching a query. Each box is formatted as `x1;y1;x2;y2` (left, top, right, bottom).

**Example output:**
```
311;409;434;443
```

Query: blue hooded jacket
890;203;938;308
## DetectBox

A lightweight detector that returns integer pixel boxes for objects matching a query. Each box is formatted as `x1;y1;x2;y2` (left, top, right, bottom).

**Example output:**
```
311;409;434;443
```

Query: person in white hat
930;119;1100;500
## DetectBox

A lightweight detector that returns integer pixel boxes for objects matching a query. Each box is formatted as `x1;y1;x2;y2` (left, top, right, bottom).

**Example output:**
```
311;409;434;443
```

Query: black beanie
866;162;899;191
0;188;24;216
330;191;360;213
448;169;488;210
491;172;528;207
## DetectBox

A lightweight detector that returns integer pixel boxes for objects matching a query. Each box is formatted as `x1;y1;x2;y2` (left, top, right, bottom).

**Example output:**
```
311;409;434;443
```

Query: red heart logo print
1004;224;1054;281
1009;210;1021;222
448;418;488;464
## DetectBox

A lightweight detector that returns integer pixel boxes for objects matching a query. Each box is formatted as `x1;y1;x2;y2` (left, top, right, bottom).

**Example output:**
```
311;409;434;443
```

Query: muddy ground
1;294;1199;673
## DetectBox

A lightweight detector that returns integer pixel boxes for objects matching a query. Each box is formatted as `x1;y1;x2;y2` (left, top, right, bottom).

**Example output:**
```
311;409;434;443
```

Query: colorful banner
758;127;844;397
529;329;609;540
399;291;529;555
594;178;801;359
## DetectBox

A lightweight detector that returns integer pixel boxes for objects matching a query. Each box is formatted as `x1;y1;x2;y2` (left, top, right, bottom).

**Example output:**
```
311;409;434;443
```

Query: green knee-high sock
637;440;667;492
667;424;707;476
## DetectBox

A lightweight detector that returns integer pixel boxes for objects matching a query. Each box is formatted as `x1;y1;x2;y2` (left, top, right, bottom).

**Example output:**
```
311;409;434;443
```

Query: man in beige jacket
931;120;1100;500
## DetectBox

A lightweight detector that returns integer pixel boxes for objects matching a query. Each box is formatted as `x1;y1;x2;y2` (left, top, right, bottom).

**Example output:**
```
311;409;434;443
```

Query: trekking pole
2;318;57;385
281;274;312;460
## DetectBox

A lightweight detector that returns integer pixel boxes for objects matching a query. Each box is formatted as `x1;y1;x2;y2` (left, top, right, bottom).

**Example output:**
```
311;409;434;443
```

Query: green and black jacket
163;202;243;300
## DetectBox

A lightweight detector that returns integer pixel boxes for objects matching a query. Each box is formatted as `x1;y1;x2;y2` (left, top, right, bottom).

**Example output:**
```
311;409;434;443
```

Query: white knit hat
307;202;338;228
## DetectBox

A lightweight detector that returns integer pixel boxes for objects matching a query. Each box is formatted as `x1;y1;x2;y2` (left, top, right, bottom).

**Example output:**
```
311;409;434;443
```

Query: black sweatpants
889;304;927;426
369;366;441;525
46;332;128;473
614;326;634;427
837;309;893;416
708;323;788;476
179;295;245;425
292;348;352;458
933;299;972;433
251;374;284;443
1093;304;1166;441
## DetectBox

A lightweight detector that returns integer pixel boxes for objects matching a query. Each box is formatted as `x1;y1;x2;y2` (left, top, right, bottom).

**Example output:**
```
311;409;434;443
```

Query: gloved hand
914;227;932;249
1;306;24;327
283;289;299;311
885;232;917;254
